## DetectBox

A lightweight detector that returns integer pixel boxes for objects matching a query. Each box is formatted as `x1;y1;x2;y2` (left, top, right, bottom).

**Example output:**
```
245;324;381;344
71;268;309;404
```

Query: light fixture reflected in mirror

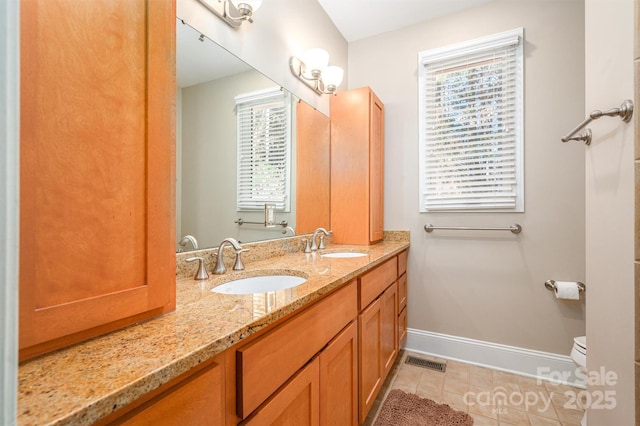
290;48;344;95
198;0;262;28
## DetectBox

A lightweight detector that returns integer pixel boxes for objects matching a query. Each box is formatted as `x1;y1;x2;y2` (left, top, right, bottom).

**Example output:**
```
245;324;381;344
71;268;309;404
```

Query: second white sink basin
211;275;307;294
321;252;368;258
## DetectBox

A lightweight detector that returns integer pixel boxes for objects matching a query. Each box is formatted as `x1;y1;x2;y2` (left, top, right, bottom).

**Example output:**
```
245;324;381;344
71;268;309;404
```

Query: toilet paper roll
554;281;580;300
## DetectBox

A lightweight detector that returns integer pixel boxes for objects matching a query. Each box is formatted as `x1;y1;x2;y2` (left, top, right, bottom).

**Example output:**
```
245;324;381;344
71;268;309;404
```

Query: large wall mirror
176;20;330;252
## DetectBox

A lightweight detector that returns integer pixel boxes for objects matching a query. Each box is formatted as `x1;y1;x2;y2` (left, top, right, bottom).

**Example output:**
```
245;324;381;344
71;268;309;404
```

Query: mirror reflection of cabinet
330;87;385;245
19;0;176;360
295;101;330;234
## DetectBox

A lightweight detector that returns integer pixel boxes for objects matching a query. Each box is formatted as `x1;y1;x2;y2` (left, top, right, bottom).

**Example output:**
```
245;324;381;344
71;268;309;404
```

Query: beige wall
348;0;586;354
180;70;295;248
585;0;635;424
177;0;347;116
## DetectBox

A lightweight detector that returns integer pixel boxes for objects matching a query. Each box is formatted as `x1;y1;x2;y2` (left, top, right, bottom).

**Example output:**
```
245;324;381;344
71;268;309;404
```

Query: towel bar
561;99;633;145
235;218;288;228
424;224;522;234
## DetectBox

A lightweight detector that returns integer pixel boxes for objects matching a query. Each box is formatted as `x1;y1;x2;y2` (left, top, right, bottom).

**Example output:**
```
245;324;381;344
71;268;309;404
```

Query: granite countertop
18;238;409;426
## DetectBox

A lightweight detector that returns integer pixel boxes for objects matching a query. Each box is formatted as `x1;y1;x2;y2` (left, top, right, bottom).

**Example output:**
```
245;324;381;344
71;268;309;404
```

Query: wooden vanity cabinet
244;320;359;426
330;87;384;245
100;253;406;426
236;281;358;422
19;0;176;360
357;257;399;424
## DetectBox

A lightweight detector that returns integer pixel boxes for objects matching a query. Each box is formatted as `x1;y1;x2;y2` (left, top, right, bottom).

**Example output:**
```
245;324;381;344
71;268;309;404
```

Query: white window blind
235;87;291;211
418;28;524;212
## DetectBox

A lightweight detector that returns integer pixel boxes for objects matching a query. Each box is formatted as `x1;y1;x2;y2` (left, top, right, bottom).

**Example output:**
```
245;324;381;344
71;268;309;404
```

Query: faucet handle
318;235;326;250
186;257;209;280
303;239;311;253
233;248;250;271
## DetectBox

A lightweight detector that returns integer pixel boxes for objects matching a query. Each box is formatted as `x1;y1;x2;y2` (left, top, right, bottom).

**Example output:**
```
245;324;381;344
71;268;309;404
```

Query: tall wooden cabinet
296;101;331;234
330;87;384;245
19;0;176;360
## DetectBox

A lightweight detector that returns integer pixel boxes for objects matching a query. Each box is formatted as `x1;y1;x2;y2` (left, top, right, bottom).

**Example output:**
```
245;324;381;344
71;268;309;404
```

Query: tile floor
364;350;585;426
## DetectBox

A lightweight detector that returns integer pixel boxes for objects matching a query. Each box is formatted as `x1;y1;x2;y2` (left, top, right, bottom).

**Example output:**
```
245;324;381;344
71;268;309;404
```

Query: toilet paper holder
544;280;586;293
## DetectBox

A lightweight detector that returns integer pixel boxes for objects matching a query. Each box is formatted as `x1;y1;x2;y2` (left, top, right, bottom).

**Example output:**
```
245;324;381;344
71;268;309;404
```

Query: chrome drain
405;355;446;372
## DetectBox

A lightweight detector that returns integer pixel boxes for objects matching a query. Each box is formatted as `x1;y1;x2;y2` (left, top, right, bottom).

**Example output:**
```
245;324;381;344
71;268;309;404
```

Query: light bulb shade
322;66;344;89
230;0;262;12
302;48;329;77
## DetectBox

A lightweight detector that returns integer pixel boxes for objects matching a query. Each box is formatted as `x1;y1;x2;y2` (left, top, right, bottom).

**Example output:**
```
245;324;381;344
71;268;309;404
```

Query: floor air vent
405;356;446;372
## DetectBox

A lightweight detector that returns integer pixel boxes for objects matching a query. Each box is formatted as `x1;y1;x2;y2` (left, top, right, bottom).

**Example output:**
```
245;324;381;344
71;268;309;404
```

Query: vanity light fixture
289;48;344;95
198;0;262;28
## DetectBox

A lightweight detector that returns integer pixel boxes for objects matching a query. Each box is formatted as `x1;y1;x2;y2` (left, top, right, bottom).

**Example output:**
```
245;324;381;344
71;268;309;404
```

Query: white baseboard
405;328;585;388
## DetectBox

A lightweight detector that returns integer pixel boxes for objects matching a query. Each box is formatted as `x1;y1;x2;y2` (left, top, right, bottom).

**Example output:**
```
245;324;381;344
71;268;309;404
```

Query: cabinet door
109;359;224;426
243;358;319;426
19;0;176;359
296;101;330;234
330;87;384;245
319;322;358;426
237;281;357;418
358;298;382;424
398;306;408;349
369;91;384;243
381;282;398;377
330;87;371;245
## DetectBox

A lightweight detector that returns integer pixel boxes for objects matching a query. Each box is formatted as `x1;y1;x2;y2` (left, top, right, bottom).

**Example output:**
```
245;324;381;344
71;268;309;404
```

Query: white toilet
570;336;587;426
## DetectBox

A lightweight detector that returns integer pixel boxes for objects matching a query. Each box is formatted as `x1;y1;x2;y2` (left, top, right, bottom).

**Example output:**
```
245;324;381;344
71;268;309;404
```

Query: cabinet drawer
398;250;408;276
359;257;397;310
237;281;357;418
398;273;407;312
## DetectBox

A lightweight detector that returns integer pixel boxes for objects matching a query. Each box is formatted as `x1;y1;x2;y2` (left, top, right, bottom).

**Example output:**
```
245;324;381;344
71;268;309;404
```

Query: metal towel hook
561;99;634;146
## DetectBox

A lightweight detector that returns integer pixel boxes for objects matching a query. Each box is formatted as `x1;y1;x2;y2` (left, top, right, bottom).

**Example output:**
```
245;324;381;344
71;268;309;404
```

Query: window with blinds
235;87;291;211
418;28;524;212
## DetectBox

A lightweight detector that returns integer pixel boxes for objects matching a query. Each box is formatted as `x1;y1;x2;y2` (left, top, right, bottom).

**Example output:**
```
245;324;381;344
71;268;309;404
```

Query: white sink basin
321;252;368;258
211;275;307;294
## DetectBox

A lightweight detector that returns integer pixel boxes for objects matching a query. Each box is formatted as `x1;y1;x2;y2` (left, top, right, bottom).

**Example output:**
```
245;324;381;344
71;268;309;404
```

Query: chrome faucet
177;234;198;252
282;226;295;236
185;256;209;280
213;238;248;274
310;227;330;251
